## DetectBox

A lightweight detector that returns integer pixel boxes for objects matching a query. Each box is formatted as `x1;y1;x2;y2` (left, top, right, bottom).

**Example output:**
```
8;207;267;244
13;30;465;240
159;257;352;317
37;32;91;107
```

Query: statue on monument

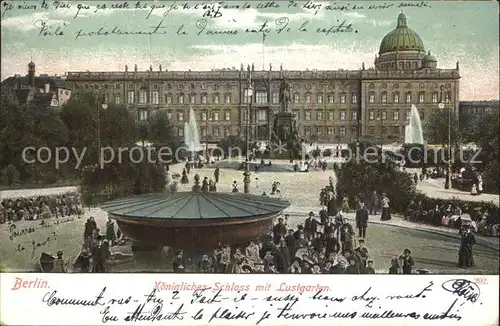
279;79;291;112
125;65;128;72
134;64;138;72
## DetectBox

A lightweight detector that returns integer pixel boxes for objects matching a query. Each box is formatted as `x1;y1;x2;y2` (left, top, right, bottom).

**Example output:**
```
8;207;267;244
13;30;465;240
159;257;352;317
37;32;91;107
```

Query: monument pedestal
272;111;297;159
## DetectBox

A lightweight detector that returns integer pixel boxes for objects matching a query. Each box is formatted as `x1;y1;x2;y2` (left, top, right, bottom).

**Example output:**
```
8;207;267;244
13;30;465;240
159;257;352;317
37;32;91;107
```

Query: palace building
65;12;460;144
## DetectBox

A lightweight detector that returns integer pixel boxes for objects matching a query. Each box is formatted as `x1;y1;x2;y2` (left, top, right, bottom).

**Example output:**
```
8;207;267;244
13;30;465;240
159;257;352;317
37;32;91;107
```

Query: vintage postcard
0;0;499;325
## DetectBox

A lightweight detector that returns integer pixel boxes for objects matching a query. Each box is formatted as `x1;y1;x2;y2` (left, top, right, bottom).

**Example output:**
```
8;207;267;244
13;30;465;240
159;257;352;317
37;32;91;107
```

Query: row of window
138;110;232;122
126;92;233;105
138;108;421;122
304;126;357;135
82;83;234;91
176;126;232;137
120;90;452;106
174;125;404;137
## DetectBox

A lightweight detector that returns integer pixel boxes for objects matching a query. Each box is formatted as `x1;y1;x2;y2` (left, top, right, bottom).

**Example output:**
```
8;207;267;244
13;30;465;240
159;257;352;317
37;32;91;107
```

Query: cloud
369;19;393;27
1;12;69;31
343;12;366;19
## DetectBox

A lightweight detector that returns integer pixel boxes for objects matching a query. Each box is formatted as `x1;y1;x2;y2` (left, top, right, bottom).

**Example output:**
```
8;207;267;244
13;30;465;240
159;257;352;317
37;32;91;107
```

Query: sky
1;0;498;100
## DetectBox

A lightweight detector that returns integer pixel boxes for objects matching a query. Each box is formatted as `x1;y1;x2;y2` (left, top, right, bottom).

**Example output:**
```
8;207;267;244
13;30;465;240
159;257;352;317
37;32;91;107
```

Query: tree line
0;91;180;188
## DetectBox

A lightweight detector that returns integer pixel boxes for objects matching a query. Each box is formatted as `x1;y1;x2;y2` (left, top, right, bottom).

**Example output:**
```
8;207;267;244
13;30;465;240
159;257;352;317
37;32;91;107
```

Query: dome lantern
397;12;408;28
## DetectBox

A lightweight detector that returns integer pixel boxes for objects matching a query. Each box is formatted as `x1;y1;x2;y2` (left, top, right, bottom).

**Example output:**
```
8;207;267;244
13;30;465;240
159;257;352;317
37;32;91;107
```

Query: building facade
459;100;499;127
66;12;460;144
1;61;72;108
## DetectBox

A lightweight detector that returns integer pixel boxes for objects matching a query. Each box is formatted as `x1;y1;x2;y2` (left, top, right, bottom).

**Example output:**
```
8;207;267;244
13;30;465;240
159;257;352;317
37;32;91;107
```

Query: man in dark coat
356;202;369;238
457;225;476;268
327;197;337;216
354;239;369;269
214;167;220;183
91;236;108;273
341;223;354;254
285;229;296;255
105;217;116;244
431;205;442;226
325;231;339;259
84;216;97;240
304;212;318;240
275;239;291;273
272;218;287;244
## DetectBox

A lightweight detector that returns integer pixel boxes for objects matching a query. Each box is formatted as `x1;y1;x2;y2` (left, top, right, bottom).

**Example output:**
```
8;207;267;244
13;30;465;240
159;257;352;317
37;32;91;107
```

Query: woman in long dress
180;168;189;184
380;194;391;221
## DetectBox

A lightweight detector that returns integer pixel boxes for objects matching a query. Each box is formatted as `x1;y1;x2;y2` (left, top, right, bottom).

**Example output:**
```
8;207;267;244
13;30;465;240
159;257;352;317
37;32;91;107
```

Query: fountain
404;104;424;144
184;107;202;155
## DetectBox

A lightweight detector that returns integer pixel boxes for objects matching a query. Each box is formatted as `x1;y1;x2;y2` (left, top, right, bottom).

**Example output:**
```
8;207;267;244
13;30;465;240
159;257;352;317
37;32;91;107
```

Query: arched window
381;92;387;103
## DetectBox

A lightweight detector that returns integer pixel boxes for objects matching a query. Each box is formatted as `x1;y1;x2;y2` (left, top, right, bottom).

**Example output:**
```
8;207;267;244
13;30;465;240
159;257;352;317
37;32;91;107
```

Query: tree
218;135;246;158
0;95;68;183
461;111;499;194
1;164;19;186
60;91;136;168
424;110;461;146
335;158;416;212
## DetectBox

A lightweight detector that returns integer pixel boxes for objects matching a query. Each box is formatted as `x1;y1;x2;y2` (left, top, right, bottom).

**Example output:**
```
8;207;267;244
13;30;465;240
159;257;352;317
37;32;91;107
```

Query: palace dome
379;12;425;55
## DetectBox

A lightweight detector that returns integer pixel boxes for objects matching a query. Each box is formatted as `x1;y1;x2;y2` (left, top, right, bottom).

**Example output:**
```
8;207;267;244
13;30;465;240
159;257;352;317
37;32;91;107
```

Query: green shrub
42;171;58;185
80;159;166;206
334;158;499;215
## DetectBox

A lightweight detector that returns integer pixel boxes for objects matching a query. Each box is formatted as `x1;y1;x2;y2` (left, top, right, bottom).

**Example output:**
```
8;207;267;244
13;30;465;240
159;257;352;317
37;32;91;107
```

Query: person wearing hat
273;218;287;245
52;250;67;273
356;202;369;239
304;211;318;240
354;239;369;269
91;235;108;273
458;224;476;268
398;249;415;274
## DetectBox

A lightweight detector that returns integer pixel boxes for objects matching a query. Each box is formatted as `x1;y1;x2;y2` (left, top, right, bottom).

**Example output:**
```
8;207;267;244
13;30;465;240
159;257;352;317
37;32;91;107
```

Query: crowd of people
173;210;420;274
0;193;83;224
405;200;499;236
171;179;418;275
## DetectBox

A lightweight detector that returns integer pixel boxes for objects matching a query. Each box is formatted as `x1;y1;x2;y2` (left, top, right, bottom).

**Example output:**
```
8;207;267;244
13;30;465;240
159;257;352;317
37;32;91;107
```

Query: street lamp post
205;110;211;164
244;85;253;194
376;112;383;151
438;85;452;189
97;91;108;168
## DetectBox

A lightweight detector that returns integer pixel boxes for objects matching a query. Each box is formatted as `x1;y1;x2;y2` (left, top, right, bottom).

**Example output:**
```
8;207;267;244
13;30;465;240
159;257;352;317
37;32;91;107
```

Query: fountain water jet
184;107;202;155
404;104;424;144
